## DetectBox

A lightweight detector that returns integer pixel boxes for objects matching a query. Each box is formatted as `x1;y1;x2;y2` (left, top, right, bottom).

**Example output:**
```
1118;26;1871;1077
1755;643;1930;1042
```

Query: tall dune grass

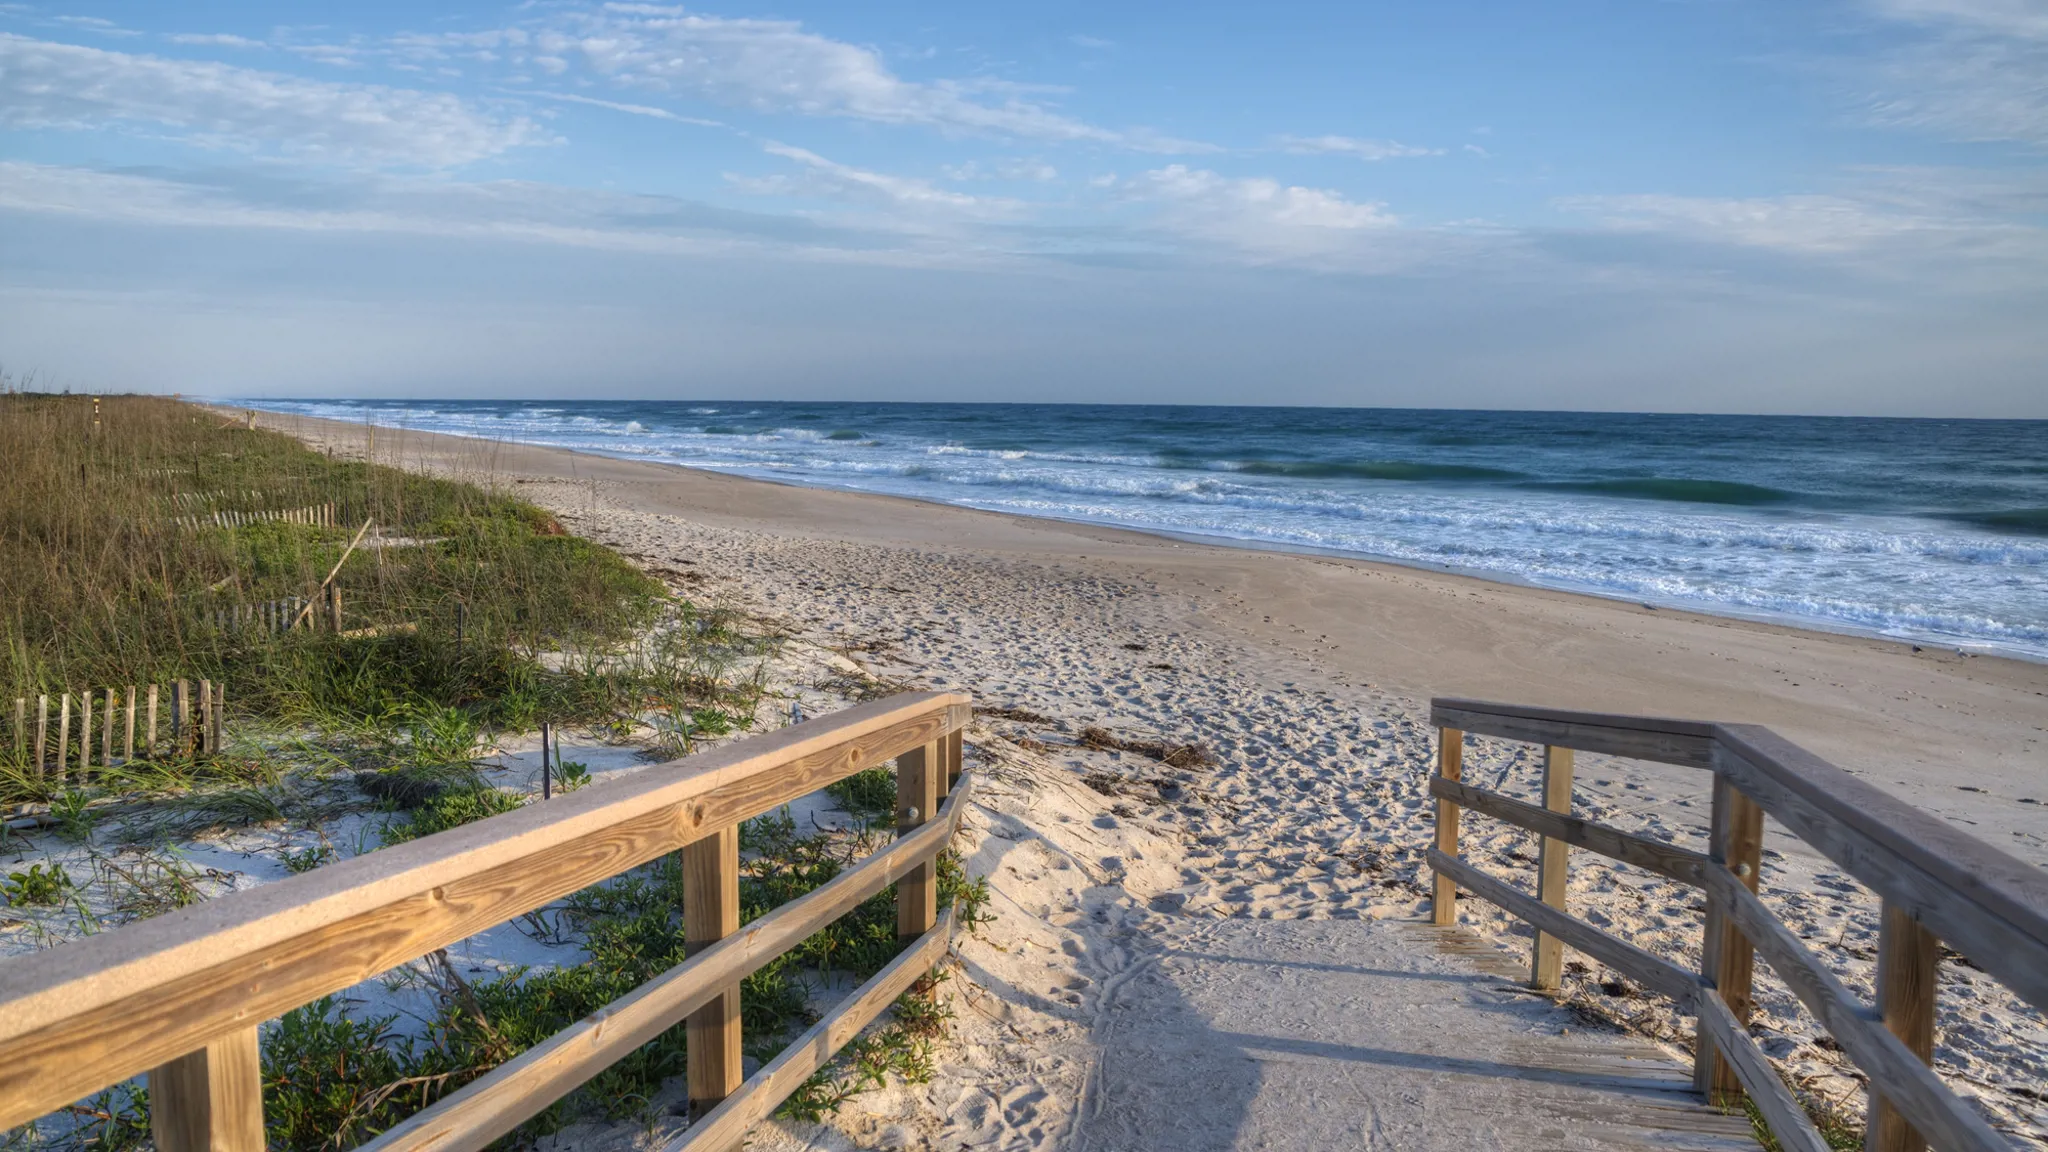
0;392;663;734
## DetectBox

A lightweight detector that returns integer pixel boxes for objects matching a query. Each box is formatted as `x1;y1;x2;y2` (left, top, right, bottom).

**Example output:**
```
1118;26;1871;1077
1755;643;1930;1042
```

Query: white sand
244;414;2048;1146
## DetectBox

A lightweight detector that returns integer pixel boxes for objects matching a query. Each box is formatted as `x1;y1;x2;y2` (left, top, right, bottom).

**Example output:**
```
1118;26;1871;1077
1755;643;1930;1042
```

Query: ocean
241;400;2048;662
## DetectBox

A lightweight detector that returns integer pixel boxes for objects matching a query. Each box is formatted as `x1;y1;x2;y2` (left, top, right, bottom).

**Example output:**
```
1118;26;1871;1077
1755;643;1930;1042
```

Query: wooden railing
1426;698;2047;1152
0;690;973;1152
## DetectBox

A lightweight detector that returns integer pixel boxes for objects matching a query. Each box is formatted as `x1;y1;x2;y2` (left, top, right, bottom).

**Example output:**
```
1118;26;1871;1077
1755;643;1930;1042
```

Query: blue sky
1;1;2044;414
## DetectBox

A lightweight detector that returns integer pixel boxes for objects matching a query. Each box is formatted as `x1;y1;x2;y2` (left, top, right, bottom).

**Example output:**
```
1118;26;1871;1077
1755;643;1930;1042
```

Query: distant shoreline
230;399;2048;667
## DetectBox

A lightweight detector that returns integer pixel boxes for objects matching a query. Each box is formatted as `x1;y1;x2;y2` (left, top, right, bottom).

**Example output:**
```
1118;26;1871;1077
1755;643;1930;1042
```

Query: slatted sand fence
0;690;972;1152
171;501;339;531
1426;698;2048;1152
8;680;227;779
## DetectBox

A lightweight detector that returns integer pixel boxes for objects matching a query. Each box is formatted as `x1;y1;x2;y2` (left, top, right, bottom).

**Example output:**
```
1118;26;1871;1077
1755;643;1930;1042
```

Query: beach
252;409;2048;1146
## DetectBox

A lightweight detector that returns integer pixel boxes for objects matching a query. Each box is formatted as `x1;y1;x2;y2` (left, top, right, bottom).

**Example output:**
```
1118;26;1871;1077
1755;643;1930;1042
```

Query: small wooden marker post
1431;727;1464;926
173;680;189;757
210;682;225;753
539;722;553;800
124;687;137;762
35;695;49;780
897;739;941;942
197;680;213;756
683;823;742;1128
56;693;71;784
101;688;115;772
146;685;159;756
1530;744;1575;991
1867;903;1939;1152
1694;773;1765;1101
149;1027;265;1152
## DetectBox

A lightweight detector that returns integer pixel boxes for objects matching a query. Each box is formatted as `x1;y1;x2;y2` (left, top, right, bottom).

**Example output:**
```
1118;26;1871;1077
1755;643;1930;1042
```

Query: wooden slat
672;909;956;1152
149;1027;264;1152
1430;698;1716;768
361;775;974;1152
1697;773;1765;1100
1428;776;1711;887
1531;745;1575;992
1425;849;1703;1002
1692;990;1830;1152
897;740;939;941
1432;728;1464;926
1868;902;1939;1152
1712;724;2048;1014
683;825;741;1117
0;692;968;1131
1702;866;2015;1152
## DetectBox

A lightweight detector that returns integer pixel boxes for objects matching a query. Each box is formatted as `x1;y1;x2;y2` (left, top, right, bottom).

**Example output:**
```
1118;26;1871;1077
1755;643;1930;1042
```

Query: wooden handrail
0;690;972;1138
1425;697;2044;1152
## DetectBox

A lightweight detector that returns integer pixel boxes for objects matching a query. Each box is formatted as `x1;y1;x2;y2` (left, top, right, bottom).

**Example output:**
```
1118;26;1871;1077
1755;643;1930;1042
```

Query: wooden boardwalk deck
1074;917;1760;1151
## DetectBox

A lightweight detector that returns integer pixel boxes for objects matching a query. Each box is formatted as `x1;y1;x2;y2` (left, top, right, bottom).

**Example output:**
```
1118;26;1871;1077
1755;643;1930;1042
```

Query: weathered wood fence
172;502;338;531
8;680;226;777
0;690;972;1152
1426;698;2046;1152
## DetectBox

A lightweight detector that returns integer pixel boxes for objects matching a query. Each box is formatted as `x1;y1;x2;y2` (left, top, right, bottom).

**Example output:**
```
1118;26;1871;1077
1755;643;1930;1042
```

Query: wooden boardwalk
1074;917;1759;1151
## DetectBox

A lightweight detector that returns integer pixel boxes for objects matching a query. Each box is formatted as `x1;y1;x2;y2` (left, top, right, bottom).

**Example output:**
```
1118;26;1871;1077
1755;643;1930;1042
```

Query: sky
1;1;2045;415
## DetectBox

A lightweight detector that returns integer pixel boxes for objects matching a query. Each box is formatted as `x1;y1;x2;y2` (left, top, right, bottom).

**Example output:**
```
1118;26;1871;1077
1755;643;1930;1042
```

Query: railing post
1431;727;1464;926
1695;772;1765;1101
943;727;964;797
149;1027;264;1152
1866;902;1939;1152
683;825;742;1122
897;740;940;940
1530;744;1575;990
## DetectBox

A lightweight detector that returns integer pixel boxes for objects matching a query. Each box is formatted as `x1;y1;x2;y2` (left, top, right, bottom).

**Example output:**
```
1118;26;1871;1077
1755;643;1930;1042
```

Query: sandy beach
249;409;2048;1147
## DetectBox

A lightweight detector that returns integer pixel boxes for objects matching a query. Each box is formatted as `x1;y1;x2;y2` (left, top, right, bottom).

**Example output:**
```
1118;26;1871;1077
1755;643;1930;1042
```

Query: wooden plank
211;682;224;752
1431;698;1716;768
198;679;212;756
101;688;115;773
35;694;48;778
683;824;741;1117
1703;865;2014;1152
1432;727;1464;926
1697;773;1765;1100
0;692;968;1131
1693;990;1831;1152
293;519;373;629
1711;727;2048;1014
124;687;136;762
675;909;955;1152
148;1027;264;1152
1867;902;1939;1152
56;692;70;784
1531;745;1575;991
1426;849;1703;1002
897;740;940;940
1428;776;1711;887
146;685;158;756
361;775;974;1152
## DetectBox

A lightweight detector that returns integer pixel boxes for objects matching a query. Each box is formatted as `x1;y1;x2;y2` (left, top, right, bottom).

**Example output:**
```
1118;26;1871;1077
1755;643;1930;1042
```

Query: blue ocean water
244;400;2048;661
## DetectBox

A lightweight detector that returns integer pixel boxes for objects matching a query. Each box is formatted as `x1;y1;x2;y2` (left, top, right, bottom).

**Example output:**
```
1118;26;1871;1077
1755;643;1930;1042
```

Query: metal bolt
1734;862;1754;879
901;805;922;824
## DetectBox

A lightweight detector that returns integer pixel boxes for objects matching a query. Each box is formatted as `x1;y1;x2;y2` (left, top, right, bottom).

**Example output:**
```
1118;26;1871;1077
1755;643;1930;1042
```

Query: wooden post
1695;772;1766;1100
1866;903;1939;1152
77;690;92;778
1531;744;1575;991
100;688;114;774
35;695;48;779
197;680;213;756
124;687;137;762
10;697;21;763
944;728;964;796
57;693;71;784
1431;727;1464;926
173;679;189;756
147;684;159;756
211;682;225;753
149;1027;265;1152
327;584;344;633
683;825;742;1120
540;721;553;800
897;741;940;941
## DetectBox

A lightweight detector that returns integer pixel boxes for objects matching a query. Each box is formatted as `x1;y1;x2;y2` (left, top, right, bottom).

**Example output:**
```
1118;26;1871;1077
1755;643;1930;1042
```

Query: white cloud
1857;0;2048;147
0;34;546;168
731;142;1020;217
1070;35;1114;50
50;15;137;36
166;33;266;49
1278;134;1441;160
1125;165;1395;229
525;90;724;127
499;6;1206;150
943;158;1059;182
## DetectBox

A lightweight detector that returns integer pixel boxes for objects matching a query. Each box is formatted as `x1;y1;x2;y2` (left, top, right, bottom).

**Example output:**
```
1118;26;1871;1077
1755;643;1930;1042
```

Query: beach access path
248;410;2047;1149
